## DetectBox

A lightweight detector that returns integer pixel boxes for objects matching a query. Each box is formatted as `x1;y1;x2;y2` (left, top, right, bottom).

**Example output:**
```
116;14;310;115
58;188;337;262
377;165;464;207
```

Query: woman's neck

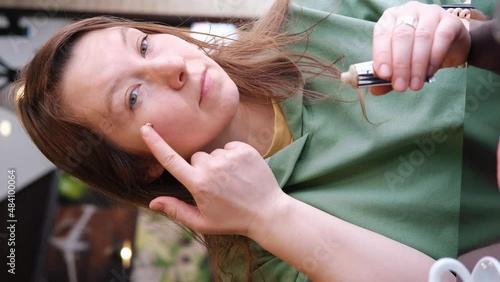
205;99;275;156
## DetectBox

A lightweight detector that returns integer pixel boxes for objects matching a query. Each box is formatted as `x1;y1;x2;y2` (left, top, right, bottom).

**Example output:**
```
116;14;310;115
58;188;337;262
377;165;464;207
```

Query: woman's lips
200;69;212;105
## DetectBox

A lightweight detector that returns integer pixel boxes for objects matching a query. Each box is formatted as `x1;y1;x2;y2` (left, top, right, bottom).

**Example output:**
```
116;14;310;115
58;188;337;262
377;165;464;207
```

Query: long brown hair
12;0;342;280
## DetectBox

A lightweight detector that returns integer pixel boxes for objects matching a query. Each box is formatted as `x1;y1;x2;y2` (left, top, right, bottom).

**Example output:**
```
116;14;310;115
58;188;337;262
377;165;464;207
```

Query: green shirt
226;0;499;281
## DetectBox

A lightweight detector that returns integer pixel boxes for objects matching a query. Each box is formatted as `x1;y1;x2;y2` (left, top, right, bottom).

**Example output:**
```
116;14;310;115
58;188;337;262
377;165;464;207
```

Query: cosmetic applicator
341;61;435;89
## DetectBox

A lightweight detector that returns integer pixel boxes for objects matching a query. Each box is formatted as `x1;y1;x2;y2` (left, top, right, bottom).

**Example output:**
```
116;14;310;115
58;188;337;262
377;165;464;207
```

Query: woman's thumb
149;197;204;230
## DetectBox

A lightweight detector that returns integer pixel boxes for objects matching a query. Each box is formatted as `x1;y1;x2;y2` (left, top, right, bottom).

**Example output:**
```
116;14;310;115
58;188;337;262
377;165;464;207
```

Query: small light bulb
120;246;132;260
120;240;132;268
0;120;12;137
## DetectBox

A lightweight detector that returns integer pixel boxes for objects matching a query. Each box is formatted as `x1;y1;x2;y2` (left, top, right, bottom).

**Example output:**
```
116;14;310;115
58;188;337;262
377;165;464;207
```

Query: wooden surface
0;0;275;18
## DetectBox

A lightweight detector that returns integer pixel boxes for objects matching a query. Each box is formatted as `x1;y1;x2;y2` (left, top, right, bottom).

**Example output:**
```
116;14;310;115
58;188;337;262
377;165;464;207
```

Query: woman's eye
129;88;139;109
140;35;148;57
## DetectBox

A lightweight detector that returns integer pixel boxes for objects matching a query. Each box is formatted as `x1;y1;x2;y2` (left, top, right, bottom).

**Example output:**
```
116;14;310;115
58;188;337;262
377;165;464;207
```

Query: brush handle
341;61;435;89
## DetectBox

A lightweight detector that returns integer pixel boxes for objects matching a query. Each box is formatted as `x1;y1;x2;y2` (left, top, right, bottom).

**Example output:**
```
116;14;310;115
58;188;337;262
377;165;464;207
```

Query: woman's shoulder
289;0;397;21
290;0;463;22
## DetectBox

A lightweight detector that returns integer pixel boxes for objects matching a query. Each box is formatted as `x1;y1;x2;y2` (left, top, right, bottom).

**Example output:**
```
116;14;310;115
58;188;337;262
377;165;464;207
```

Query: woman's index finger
140;124;195;186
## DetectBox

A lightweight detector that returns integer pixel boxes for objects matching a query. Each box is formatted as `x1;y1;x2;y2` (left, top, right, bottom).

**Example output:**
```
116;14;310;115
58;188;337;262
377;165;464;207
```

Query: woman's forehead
61;28;126;121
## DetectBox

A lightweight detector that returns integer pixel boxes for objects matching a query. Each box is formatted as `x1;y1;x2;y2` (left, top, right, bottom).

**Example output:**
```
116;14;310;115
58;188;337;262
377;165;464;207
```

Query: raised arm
468;0;500;74
140;124;453;282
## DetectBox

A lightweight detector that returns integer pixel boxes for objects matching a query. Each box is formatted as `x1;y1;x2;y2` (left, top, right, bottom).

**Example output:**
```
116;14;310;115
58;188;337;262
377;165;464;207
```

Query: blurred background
0;1;273;281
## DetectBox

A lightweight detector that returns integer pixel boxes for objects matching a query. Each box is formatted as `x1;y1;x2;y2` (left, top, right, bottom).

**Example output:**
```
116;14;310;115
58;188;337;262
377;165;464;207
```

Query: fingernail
410;76;421;90
150;201;164;211
141;124;152;136
379;64;391;78
394;77;406;91
427;65;436;77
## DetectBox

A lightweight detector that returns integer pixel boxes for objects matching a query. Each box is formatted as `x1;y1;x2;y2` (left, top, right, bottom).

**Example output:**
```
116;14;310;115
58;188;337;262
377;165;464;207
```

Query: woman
13;0;470;281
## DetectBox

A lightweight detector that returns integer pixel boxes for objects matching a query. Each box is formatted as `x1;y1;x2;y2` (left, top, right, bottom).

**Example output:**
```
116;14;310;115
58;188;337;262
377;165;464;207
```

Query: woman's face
62;27;240;158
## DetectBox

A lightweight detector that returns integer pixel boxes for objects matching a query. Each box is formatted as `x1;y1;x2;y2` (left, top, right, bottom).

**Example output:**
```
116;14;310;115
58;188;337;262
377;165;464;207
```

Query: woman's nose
151;56;187;90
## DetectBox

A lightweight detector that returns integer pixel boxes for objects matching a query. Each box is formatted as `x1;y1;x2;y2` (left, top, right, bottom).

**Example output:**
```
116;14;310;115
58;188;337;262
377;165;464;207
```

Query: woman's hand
140;124;285;236
371;1;471;95
140;126;454;282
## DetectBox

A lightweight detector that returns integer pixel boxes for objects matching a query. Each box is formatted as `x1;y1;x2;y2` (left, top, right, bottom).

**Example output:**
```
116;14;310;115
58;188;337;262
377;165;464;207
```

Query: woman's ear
144;162;165;182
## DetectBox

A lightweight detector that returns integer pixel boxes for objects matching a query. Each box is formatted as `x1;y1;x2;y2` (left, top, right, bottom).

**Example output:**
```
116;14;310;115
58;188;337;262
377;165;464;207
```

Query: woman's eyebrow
121;27;128;47
105;80;119;116
105;28;129;116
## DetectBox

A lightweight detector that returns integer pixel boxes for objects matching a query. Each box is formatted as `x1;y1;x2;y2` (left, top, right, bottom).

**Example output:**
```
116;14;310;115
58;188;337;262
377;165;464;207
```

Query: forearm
468;1;500;73
249;195;455;282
